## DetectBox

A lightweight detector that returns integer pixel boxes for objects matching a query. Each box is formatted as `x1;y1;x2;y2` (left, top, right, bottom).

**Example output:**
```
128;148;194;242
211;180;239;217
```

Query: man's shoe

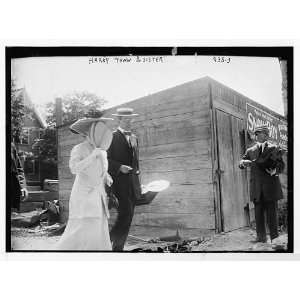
271;236;285;250
250;237;267;243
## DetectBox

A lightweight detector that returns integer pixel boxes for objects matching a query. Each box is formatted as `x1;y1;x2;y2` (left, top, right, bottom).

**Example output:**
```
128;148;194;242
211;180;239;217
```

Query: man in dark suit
107;108;142;251
239;125;284;244
11;142;28;211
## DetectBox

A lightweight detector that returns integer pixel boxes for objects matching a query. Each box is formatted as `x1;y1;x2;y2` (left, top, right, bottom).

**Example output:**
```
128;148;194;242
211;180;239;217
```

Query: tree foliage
11;79;25;143
38;127;58;163
46;91;107;126
38;127;59;180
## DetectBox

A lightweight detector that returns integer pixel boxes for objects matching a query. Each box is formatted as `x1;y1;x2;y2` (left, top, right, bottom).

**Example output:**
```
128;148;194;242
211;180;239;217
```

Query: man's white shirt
257;141;267;153
118;127;131;144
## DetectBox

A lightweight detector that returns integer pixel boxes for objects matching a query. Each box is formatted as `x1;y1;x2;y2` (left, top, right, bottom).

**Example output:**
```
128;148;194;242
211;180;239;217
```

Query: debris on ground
27;223;61;234
126;227;288;252
11;211;41;228
130;237;208;252
127;230;209;252
11;200;60;228
48;223;66;236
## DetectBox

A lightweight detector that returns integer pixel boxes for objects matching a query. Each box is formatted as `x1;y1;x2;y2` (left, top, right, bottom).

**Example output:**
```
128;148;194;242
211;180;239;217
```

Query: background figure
11;142;28;211
56;118;113;250
107;108;141;251
239;125;284;244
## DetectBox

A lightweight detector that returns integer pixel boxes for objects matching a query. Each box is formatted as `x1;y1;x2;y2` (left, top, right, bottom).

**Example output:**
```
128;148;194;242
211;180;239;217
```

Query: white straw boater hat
69;117;114;136
112;107;139;117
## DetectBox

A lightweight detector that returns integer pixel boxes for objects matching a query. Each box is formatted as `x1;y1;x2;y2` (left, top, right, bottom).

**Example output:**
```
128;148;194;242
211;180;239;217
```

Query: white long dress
56;141;112;251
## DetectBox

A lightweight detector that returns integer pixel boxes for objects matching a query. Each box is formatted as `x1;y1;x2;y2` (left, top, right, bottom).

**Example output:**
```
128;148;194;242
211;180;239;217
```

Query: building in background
16;88;46;183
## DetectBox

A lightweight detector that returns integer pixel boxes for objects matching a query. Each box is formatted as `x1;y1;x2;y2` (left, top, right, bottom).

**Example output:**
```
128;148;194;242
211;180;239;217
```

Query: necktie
258;144;262;156
262;142;266;153
123;131;132;146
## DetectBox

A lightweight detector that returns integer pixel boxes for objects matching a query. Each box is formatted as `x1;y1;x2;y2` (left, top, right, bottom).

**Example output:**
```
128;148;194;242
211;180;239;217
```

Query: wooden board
58;124;210;150
216;109;247;231
231;115;250;225
140;155;211;173
213;99;244;120
59;140;211;161
58;169;213;188
139;139;210;160
57;177;74;190
131;212;215;229
128;225;214;240
138;125;210;147
132;106;210;127
141;169;212;185
134;197;215;214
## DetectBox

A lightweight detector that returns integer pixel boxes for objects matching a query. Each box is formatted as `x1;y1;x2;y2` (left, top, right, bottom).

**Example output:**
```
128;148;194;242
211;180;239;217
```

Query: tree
37;91;107;183
46;91;107;127
11;80;35;145
35;127;59;182
11;79;25;144
38;127;58;163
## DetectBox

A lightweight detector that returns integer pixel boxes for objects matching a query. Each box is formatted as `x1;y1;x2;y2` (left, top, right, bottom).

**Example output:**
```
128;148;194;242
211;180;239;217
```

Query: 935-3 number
213;57;231;63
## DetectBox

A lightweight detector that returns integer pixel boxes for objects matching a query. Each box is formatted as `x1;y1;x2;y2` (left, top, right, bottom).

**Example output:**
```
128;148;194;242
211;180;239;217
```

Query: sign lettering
246;103;287;150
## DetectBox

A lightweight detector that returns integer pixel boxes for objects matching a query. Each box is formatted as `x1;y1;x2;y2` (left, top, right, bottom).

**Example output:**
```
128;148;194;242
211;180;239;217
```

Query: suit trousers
110;184;135;251
11;173;21;210
254;193;279;241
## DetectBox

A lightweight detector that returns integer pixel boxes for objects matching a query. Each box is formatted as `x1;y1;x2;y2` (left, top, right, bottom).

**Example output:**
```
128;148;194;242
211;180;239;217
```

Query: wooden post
279;59;288;118
55;97;63;221
55;97;63;127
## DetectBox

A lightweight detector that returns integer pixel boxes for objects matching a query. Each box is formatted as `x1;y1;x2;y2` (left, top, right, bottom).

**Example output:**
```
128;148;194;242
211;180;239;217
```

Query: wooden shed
57;76;287;238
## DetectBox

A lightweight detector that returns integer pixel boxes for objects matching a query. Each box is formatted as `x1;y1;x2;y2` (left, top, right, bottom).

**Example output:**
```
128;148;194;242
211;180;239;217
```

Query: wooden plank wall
57;77;216;236
104;78;216;236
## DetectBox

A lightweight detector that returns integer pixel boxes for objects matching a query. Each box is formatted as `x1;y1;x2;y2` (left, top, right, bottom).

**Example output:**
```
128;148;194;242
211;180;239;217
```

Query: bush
278;199;288;232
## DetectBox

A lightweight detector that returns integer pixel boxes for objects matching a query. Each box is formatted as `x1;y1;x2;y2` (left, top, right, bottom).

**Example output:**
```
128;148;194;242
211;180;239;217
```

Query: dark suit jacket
241;142;284;203
107;130;141;202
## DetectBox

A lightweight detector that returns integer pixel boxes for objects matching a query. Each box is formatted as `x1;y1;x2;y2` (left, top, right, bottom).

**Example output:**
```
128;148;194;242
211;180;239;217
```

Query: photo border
6;46;294;254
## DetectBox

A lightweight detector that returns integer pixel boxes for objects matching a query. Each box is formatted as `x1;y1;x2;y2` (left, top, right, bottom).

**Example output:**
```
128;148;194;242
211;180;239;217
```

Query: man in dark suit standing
11;142;28;211
107;108;141;251
239;125;284;244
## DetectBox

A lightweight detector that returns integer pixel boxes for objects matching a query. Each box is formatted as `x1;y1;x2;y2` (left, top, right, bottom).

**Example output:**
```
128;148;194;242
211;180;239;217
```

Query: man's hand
239;160;252;168
265;168;276;176
21;188;28;202
106;173;113;186
119;165;133;174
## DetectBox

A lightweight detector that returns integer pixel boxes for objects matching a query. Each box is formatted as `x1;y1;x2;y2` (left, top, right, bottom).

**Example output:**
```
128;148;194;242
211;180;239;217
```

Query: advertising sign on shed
246;103;287;150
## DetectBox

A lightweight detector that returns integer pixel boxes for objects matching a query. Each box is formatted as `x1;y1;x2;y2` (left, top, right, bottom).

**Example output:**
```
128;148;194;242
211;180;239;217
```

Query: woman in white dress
56;117;113;251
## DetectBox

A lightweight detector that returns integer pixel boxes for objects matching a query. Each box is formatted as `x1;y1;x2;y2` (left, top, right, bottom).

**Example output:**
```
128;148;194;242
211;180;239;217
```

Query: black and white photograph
6;47;293;253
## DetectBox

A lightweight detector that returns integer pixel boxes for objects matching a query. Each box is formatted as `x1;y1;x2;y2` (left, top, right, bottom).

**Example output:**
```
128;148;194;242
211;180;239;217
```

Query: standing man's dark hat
254;125;270;135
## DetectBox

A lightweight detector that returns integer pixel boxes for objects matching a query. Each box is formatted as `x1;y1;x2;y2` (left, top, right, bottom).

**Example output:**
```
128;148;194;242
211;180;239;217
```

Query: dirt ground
10;224;288;252
191;228;287;251
11;227;60;251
